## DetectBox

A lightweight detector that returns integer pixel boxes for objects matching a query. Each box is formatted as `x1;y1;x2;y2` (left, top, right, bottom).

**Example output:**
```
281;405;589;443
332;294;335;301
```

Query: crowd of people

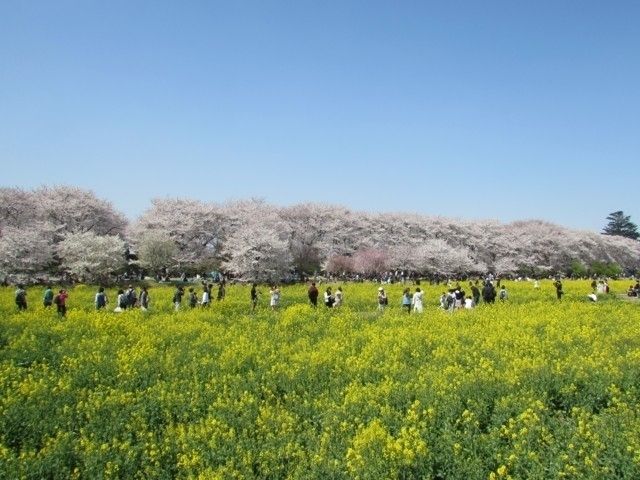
11;276;633;316
626;281;640;297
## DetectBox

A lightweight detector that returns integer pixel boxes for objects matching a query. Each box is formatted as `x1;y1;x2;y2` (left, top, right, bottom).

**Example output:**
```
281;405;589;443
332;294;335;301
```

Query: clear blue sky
1;1;638;232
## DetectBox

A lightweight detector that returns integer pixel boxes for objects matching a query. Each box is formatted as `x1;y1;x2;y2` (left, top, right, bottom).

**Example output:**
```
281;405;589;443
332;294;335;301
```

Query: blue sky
1;1;638;232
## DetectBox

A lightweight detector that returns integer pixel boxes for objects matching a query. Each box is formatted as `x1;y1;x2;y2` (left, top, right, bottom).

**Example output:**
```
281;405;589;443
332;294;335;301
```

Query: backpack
445;295;454;309
96;292;106;308
15;290;25;304
126;290;136;306
119;295;128;309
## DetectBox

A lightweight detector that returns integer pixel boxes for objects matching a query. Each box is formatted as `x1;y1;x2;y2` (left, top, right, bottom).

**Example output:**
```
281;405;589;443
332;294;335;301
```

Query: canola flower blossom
1;280;640;479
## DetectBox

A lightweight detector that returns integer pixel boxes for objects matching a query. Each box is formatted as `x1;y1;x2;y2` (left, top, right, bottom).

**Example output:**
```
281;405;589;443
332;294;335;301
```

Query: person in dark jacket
308;282;319;307
482;282;496;304
470;283;481;305
15;285;27;311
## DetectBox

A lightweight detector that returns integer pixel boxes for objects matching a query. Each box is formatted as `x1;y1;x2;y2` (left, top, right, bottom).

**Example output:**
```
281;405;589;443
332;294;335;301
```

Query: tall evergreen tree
602;211;639;240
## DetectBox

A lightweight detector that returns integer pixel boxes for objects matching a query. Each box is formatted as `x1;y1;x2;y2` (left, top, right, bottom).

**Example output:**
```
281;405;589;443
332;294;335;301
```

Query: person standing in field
401;288;412;313
439;291;448;309
201;285;210;307
188;287;198;308
173;286;184;311
499;285;508;301
125;285;137;308
324;287;334;308
250;283;260;311
377;287;388;311
15;284;27;311
269;285;280;310
554;279;564;300
217;281;226;301
95;287;108;310
482;281;496;304
54;289;68;317
43;285;54;308
412;287;424;313
139;286;149;311
454;289;464;309
334;287;343;307
470;282;481;305
115;289;126;312
308;282;319;307
464;296;475;309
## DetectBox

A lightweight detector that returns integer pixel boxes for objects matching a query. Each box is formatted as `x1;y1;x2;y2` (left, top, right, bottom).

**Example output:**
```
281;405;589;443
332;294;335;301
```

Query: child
402;288;412;313
499;285;508;301
95;287;108;310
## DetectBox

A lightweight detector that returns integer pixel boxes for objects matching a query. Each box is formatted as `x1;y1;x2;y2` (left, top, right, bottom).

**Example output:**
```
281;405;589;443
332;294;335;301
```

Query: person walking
201;286;210;307
377;287;388;311
54;289;68;317
173;286;184;311
43;285;54;308
499;285;508;301
470;283;481;305
439;291;448;310
188;287;198;308
401;288;412;313
140;287;149;311
125;285;137;308
412;287;424;313
334;287;343;307
269;285;280;310
482;282;496;304
324;287;334;308
115;289;126;312
554;279;564;300
217;281;226;301
95;287;108;310
308;282;319;307
250;283;260;311
15;285;27;311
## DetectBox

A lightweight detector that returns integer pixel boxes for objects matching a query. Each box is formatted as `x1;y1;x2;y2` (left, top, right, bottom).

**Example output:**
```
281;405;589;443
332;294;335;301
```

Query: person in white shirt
201;287;210;307
334;287;343;307
412;287;424;313
270;286;280;310
324;287;334;308
464;297;475;309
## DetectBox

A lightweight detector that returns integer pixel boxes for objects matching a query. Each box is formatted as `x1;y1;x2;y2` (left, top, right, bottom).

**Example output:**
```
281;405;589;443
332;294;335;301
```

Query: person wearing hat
377;287;388;311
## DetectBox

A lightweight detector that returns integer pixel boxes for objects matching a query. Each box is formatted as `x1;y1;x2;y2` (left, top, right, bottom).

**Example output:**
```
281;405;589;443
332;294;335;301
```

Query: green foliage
569;259;588;278
1;281;640;479
590;261;623;278
602;210;639;240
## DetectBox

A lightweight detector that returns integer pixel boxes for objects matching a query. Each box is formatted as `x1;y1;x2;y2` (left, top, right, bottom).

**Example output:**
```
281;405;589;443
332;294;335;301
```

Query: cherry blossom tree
222;221;292;282
57;232;127;283
134;230;177;276
0;222;56;282
132;198;225;274
0;187;34;233
33;185;127;237
324;254;355;276
352;248;389;277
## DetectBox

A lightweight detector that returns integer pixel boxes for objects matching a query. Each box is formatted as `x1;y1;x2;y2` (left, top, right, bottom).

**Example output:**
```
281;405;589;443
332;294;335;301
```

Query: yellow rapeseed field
1;280;639;479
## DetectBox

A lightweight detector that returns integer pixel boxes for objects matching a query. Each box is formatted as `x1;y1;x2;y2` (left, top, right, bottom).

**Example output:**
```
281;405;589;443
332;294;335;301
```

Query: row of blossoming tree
1;186;639;283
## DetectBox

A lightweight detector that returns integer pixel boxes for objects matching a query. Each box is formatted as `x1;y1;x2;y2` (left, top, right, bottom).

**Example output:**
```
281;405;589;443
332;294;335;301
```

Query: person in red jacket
54;289;68;317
